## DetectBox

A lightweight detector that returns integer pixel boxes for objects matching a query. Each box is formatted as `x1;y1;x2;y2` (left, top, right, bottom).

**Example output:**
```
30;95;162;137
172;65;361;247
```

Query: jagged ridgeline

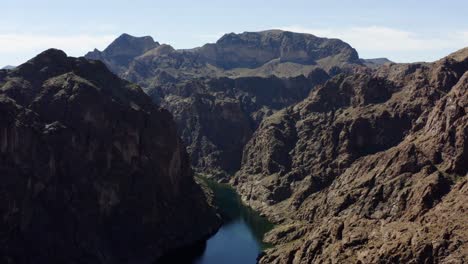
0;49;219;263
85;30;363;177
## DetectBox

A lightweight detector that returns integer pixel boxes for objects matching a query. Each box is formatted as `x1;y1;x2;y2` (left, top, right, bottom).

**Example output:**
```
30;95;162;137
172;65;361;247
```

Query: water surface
158;178;273;264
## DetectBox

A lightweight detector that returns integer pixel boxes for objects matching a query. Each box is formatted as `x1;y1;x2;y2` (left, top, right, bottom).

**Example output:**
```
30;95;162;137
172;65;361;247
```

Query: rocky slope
150;69;331;177
233;48;468;263
0;49;219;263
86;30;361;176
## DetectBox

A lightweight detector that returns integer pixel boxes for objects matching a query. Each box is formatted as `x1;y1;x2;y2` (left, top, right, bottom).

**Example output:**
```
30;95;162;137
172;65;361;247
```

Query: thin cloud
279;26;468;62
0;34;116;66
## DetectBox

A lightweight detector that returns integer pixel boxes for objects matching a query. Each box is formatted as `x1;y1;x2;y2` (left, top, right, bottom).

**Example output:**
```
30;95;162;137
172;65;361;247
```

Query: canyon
0;29;466;263
85;31;467;263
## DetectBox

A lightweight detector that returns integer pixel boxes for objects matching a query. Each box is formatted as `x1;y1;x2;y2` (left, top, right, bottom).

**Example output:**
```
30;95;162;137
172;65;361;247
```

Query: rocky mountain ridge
232;47;468;263
86;30;361;84
0;49;219;263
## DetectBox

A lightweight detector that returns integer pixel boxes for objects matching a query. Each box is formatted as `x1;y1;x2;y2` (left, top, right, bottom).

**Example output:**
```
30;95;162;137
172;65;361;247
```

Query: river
158;178;274;264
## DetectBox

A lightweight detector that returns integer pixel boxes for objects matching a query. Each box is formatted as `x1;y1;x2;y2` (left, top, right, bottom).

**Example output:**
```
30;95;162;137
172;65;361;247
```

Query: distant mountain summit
85;30;361;84
196;30;361;70
85;33;160;74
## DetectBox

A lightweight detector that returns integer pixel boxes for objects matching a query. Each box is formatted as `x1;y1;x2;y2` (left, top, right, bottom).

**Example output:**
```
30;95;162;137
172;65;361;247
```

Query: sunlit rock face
233;48;468;263
0;49;219;263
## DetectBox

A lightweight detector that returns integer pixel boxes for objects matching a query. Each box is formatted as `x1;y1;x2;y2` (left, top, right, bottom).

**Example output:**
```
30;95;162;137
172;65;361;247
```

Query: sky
1;0;467;66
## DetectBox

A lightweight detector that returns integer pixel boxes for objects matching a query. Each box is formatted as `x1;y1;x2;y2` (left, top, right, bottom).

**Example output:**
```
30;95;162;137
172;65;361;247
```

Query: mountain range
83;31;467;262
85;30;366;178
85;30;361;83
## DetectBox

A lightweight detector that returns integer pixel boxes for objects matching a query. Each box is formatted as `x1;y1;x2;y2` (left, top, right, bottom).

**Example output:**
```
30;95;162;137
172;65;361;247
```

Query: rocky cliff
85;30;361;176
233;48;468;263
0;49;219;263
150;69;331;178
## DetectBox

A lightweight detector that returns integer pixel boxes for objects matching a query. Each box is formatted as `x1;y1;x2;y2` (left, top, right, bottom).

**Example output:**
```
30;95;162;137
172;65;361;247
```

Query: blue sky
1;0;467;66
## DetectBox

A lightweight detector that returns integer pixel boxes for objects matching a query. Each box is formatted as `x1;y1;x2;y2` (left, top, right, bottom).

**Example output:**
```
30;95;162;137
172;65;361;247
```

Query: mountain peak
216;29;318;44
210;30;360;69
257;29;317;37
21;49;69;71
33;48;68;61
258;29;286;34
105;33;159;55
84;33;160;74
114;33;156;43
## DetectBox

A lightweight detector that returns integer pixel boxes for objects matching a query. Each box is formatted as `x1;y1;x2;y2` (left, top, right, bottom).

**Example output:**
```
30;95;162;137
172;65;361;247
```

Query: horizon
1;0;468;66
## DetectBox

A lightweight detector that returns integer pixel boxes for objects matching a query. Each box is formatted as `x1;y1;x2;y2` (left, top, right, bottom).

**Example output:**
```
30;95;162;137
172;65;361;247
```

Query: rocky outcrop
0;49;220;263
233;48;468;262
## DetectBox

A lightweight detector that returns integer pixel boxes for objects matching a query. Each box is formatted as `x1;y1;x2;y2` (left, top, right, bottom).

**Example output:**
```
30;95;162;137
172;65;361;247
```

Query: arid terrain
1;27;466;263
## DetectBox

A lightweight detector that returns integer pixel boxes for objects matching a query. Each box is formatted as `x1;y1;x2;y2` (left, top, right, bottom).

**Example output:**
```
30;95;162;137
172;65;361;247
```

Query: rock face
0;49;219;263
85;30;360;176
151;70;331;177
233;48;468;263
